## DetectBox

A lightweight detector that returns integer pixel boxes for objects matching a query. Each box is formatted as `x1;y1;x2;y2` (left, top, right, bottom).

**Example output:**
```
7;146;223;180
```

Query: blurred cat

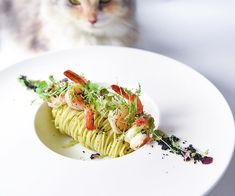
1;0;137;52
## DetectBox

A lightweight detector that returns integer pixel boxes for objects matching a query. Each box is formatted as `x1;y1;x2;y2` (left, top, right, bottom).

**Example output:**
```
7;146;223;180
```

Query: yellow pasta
52;105;133;158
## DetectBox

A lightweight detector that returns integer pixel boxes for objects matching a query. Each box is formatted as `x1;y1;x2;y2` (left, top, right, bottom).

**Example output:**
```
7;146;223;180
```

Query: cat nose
88;18;97;25
87;11;97;25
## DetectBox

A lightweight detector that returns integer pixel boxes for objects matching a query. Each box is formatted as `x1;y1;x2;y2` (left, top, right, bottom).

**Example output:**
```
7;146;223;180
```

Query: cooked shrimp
108;84;143;134
47;93;66;108
124;126;152;150
124;115;153;150
63;70;87;110
111;84;143;114
130;133;151;150
64;84;85;110
64;70;86;85
85;108;95;130
108;105;131;134
63;70;95;131
46;81;67;108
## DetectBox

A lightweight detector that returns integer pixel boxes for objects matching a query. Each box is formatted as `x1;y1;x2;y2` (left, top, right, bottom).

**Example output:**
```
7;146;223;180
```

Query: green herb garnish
18;75;70;101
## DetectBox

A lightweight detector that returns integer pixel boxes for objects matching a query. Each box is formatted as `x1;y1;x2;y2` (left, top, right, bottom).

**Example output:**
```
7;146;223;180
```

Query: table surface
1;1;235;195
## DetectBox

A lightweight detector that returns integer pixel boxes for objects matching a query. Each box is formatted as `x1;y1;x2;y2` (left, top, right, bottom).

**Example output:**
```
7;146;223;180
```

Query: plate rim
0;46;234;195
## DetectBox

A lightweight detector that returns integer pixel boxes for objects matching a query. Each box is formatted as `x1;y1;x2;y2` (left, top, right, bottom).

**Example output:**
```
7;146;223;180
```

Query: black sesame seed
90;153;100;160
161;145;170;150
194;153;202;161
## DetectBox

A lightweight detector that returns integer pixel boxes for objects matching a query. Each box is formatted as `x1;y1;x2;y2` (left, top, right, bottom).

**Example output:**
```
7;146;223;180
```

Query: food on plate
19;70;213;164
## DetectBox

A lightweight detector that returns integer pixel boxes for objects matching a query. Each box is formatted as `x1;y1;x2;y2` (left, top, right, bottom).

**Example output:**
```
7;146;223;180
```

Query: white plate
0;46;234;196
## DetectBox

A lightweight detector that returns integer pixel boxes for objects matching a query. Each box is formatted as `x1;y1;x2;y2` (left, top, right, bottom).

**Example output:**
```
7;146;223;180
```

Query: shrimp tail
64;70;87;85
111;84;143;114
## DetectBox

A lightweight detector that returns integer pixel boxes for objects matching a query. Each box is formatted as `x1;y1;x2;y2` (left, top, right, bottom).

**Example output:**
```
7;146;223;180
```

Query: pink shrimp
64;70;95;131
111;84;143;114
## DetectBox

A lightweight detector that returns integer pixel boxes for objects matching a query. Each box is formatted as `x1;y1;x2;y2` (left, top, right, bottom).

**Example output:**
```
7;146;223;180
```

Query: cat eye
99;0;111;4
68;0;81;5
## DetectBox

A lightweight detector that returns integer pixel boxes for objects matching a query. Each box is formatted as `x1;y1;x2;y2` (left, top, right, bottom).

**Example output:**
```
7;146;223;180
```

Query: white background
0;0;235;195
136;1;235;195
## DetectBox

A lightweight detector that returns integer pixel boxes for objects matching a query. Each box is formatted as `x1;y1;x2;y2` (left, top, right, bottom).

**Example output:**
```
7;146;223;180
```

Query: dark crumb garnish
18;75;37;91
90;153;100;160
157;137;171;150
153;131;213;165
171;135;180;142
